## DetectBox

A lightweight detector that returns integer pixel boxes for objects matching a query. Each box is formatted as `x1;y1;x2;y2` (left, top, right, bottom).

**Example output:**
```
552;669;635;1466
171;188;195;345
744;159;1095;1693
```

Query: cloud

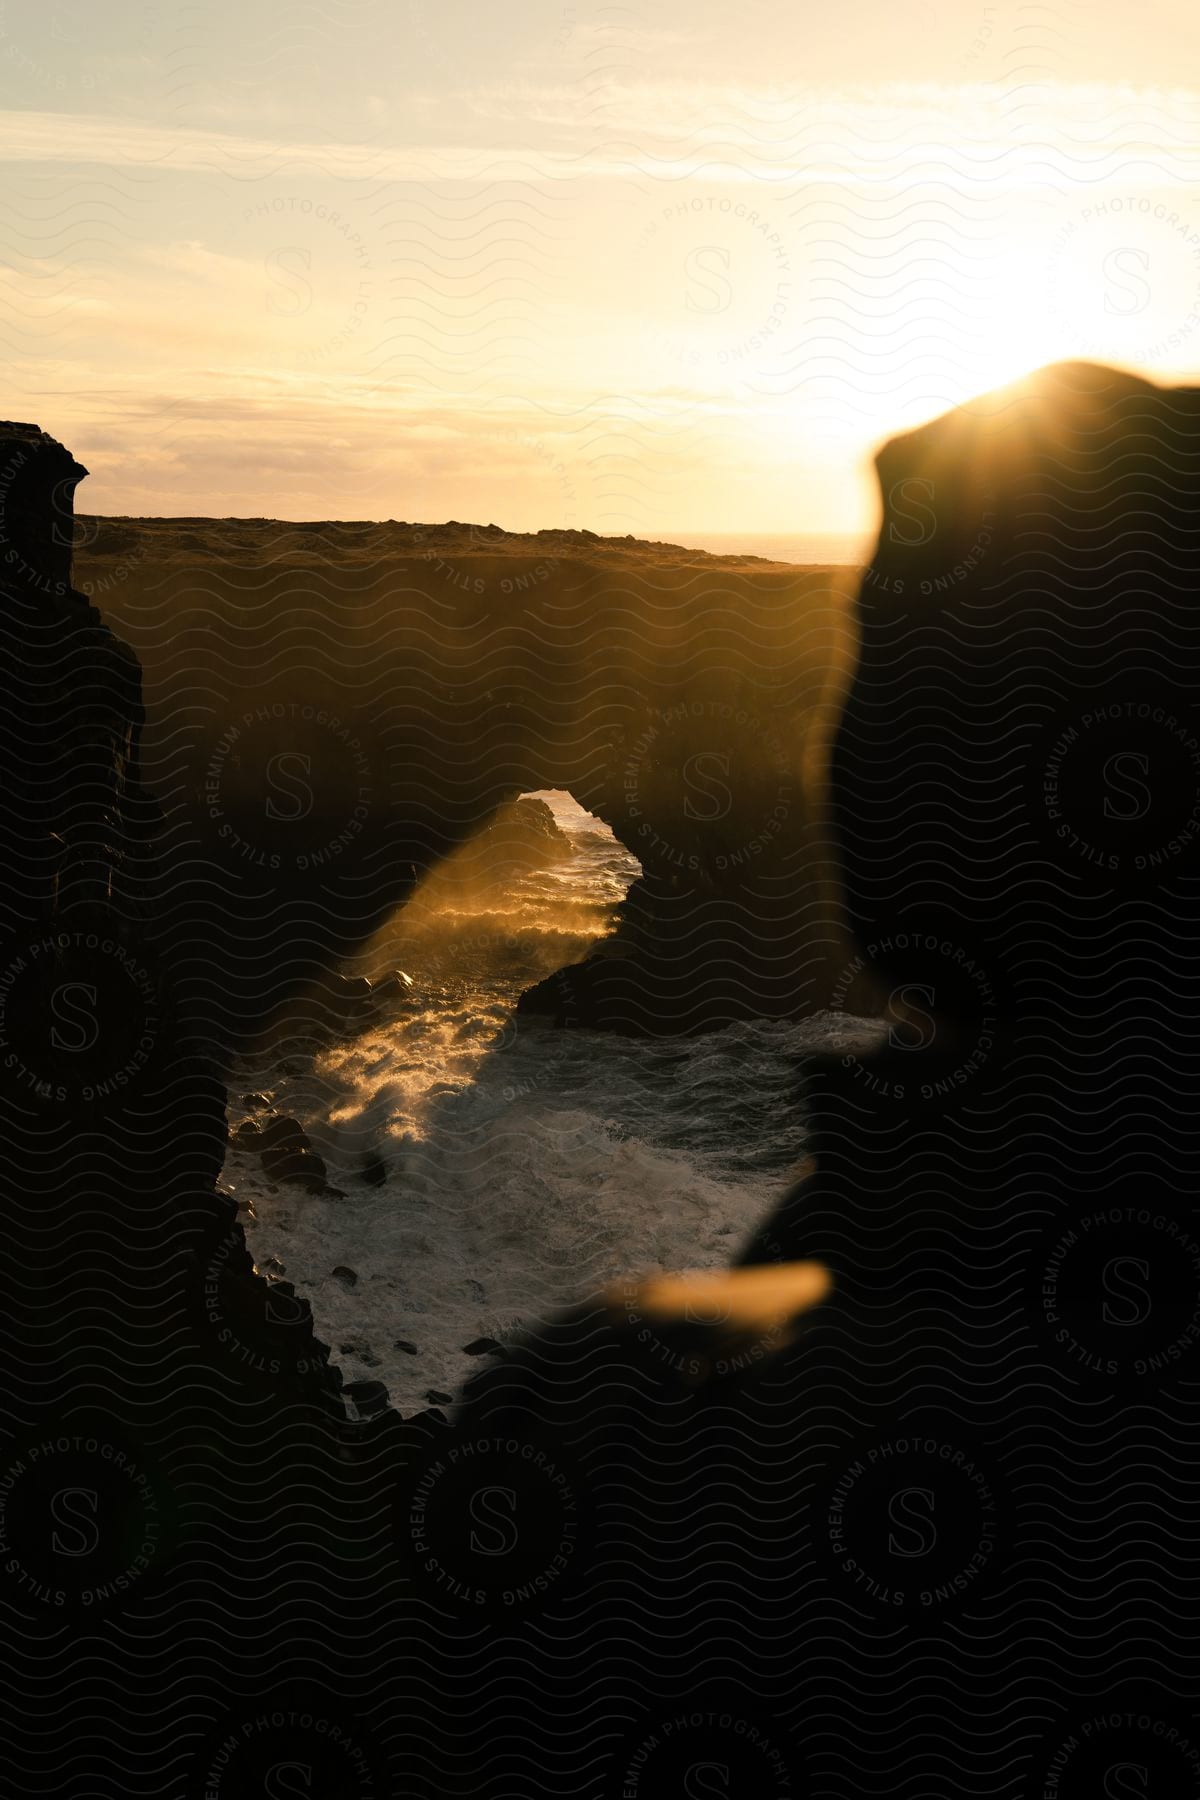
2;82;1197;190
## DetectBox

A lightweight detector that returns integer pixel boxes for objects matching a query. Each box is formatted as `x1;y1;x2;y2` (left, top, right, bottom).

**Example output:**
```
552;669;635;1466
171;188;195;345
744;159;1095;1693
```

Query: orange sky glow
1;1;1198;536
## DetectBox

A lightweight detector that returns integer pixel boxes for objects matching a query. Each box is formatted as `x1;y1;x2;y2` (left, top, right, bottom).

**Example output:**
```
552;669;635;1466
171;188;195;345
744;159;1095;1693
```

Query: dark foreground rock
736;360;1200;1781
1;426;424;1797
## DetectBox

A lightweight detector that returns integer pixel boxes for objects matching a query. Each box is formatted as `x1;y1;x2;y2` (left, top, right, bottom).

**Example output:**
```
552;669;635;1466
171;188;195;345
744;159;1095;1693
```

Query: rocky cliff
0;425;348;1424
736;361;1200;1785
74;519;858;1038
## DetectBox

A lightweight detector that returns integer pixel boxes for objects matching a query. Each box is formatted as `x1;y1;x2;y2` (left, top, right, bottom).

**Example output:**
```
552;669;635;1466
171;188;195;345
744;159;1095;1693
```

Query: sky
1;0;1199;534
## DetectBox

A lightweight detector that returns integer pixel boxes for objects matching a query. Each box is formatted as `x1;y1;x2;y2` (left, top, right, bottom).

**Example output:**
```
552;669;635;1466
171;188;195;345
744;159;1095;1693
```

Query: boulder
367;970;413;1005
329;973;372;1006
260;1145;328;1189
343;1379;389;1418
257;1114;310;1153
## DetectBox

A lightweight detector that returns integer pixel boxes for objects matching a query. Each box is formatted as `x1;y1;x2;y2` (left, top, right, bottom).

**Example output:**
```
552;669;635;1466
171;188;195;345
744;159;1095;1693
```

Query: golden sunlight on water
623;1261;832;1329
313;791;640;1140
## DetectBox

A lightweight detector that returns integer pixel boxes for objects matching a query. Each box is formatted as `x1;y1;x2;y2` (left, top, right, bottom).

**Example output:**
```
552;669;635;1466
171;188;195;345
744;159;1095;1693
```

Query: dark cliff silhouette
744;361;1200;1787
0;423;345;1413
1;429;392;1798
761;359;1200;1289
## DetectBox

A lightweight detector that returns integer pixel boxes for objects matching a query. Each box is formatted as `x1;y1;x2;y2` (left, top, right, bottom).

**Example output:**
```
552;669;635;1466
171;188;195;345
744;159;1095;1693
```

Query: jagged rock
491;795;572;859
329;973;372;1006
0;421;86;595
2;420;349;1458
343;1380;389;1418
260;1145;327;1189
257;1114;309;1152
367;970;413;1005
250;1115;333;1189
430;797;572;906
240;1092;272;1110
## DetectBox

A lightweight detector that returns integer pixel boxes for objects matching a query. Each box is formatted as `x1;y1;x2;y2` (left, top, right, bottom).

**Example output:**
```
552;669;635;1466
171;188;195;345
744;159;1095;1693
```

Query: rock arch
78;519;859;1039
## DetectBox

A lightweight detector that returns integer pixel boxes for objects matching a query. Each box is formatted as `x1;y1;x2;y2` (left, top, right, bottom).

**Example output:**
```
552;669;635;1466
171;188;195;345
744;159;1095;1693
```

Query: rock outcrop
835;359;1200;991
75;519;858;1038
0;425;346;1414
734;361;1200;1781
2;428;416;1794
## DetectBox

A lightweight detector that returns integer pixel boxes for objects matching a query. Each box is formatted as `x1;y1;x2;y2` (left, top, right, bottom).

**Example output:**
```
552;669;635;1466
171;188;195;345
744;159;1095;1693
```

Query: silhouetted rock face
0;422;87;599
834;360;1200;1012
435;795;572;897
0;427;342;1418
504;795;570;855
730;366;1200;1765
0;426;144;924
778;362;1200;1278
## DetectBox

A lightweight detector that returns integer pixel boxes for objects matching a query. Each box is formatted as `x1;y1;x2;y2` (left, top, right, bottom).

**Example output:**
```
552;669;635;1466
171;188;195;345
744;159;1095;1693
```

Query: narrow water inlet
365;788;642;995
218;790;882;1415
220;789;647;1407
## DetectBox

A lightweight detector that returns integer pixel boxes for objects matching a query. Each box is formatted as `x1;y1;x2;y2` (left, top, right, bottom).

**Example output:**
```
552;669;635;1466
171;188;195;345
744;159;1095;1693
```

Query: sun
857;237;1081;441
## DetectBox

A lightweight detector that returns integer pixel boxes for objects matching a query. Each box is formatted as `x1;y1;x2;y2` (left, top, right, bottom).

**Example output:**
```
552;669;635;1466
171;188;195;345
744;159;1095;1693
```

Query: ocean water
221;791;882;1414
676;530;873;565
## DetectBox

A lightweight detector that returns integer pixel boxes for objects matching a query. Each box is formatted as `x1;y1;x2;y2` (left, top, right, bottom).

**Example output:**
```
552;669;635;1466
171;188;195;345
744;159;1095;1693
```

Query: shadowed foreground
4;364;1200;1795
